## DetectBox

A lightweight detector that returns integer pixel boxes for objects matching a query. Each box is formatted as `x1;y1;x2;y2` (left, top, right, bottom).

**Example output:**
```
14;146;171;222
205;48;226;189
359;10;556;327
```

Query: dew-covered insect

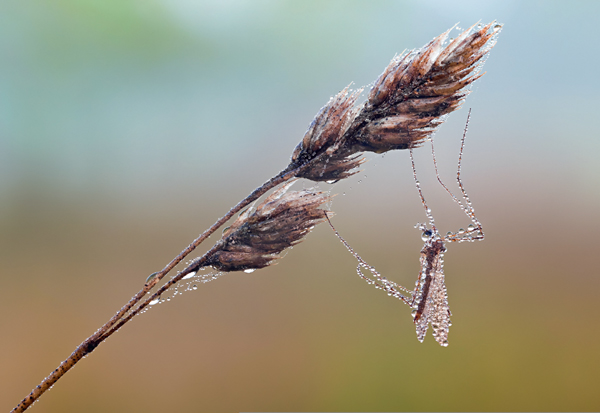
409;109;483;346
328;110;484;346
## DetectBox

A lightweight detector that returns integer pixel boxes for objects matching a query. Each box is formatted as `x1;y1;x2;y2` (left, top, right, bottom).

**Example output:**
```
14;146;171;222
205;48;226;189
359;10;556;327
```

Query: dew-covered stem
11;167;298;413
11;155;323;413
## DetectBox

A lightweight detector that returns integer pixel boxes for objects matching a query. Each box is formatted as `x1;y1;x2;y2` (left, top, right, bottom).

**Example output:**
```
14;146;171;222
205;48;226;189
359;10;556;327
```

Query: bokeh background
2;1;599;412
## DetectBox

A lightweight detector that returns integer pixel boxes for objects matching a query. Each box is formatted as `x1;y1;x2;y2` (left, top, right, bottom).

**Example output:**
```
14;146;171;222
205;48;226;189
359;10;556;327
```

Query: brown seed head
347;22;500;153
205;182;332;272
290;86;365;182
291;86;362;164
296;151;365;183
287;22;500;182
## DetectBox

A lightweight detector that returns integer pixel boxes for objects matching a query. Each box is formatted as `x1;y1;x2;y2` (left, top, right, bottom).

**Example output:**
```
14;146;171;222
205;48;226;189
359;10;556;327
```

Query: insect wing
428;260;451;347
412;238;451;346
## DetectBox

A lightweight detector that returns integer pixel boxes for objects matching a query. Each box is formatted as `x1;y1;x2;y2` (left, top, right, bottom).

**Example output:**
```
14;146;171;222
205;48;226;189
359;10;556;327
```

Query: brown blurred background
2;1;599;412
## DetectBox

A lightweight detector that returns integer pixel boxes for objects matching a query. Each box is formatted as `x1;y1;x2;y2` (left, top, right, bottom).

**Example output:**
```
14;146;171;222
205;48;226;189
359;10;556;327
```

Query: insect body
329;110;483;347
407;109;483;345
411;231;449;345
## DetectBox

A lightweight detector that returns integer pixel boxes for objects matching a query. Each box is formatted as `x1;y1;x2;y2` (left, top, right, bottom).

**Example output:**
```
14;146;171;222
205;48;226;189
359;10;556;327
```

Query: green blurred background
2;1;599;412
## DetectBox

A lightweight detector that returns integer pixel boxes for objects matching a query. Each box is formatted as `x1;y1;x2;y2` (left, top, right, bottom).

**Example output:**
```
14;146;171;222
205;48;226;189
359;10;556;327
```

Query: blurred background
2;1;599;412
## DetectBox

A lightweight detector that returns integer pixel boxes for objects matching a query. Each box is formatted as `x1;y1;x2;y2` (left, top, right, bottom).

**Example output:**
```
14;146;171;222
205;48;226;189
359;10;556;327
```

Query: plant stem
11;163;305;413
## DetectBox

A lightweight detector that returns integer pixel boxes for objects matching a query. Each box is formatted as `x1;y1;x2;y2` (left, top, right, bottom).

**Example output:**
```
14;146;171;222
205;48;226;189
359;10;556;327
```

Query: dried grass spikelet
288;22;500;180
291;86;365;182
348;22;500;153
204;181;332;272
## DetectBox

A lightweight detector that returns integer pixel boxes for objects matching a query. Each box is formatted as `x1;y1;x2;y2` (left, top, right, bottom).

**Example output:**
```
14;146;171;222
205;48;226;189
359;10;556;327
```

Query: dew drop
183;271;196;280
150;298;160;305
467;224;476;231
145;272;160;284
421;232;430;242
244;268;256;274
192;285;198;290
458;228;465;234
493;24;502;32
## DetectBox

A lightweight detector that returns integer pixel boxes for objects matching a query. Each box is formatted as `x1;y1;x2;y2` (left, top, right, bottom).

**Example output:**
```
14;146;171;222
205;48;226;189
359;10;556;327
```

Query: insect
328;109;484;346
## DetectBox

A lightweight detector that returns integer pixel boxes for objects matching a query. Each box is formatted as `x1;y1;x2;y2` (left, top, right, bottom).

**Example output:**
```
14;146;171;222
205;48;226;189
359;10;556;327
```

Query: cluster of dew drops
139;267;227;314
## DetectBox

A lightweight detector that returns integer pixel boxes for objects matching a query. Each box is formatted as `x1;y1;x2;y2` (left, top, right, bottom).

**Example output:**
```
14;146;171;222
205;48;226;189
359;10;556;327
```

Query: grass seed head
205;183;332;272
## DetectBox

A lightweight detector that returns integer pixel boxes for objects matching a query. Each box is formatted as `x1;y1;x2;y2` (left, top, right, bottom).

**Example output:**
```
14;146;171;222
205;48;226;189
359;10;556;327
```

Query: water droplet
244;268;256;274
150;298;160;305
458;228;465;234
446;231;453;237
192;285;198;290
145;272;160;284
421;232;430;242
467;224;476;231
493;24;502;32
182;271;196;280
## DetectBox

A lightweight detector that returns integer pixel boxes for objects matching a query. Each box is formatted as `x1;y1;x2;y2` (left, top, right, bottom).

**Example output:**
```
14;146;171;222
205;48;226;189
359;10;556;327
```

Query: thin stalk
11;162;305;413
99;252;213;343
